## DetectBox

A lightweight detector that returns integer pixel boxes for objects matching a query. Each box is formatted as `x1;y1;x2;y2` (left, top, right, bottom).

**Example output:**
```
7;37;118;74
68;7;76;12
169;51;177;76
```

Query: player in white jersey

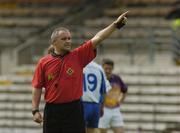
82;61;111;133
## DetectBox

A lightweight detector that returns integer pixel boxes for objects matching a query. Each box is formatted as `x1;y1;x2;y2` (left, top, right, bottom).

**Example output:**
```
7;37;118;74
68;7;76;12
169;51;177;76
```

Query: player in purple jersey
99;58;128;133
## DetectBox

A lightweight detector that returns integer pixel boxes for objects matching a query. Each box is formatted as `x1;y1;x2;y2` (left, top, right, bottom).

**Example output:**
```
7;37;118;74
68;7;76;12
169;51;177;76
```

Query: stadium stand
71;11;174;75
0;64;180;133
0;67;44;133
81;0;178;60
118;0;177;5
163;122;180;133
0;0;179;133
115;66;180;133
0;0;86;74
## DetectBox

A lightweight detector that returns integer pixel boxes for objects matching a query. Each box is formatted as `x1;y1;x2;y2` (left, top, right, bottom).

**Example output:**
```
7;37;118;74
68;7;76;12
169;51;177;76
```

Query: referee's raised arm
91;11;129;49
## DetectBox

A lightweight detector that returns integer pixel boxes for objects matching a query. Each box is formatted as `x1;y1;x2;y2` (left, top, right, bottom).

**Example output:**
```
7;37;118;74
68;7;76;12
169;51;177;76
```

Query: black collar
51;51;69;58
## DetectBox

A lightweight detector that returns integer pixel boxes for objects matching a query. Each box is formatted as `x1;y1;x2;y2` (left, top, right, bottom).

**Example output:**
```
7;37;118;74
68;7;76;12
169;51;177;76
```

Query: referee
32;11;128;133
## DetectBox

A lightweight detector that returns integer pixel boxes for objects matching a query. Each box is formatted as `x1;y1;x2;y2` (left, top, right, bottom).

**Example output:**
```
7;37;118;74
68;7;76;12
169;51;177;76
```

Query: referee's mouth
64;44;71;50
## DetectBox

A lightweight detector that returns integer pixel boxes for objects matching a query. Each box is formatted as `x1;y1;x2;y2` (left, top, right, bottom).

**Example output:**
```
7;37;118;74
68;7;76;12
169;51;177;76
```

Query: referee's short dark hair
102;58;114;67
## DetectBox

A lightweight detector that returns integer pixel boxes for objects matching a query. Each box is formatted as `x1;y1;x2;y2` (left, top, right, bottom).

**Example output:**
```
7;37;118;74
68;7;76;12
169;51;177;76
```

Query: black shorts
43;99;86;133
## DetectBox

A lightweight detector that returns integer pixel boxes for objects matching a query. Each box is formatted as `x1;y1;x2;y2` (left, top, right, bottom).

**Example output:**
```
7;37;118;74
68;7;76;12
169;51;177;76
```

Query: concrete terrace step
85;18;171;28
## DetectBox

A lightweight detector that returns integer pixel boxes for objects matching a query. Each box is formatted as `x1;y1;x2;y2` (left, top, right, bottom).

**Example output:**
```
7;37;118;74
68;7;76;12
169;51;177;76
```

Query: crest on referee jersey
66;68;74;75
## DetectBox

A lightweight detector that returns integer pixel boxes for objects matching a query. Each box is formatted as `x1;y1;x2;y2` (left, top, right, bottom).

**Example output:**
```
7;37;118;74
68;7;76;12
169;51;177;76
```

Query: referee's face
103;64;113;80
54;31;72;53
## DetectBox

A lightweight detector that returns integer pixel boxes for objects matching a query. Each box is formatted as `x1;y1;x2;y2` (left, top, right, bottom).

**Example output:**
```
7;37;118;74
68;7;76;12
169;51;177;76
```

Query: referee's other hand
33;112;43;124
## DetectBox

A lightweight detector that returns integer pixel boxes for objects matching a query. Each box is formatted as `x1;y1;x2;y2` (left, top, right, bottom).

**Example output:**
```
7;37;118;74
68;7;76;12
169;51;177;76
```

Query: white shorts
98;107;124;128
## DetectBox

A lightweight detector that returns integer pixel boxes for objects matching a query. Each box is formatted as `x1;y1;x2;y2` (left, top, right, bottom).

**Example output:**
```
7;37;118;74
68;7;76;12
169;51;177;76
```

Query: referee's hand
33;112;43;124
114;11;129;29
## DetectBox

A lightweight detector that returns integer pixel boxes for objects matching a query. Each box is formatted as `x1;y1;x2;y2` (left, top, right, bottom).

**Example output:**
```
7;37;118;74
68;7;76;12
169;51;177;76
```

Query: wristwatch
32;109;39;115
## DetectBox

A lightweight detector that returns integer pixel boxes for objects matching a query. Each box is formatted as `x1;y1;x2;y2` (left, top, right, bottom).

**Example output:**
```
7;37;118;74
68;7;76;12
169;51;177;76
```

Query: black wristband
32;109;39;115
114;19;126;29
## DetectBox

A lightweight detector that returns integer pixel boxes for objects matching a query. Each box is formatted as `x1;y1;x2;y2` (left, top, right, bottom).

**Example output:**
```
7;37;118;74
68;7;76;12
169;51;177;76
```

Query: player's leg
86;103;101;133
87;128;98;133
112;126;124;133
99;128;108;133
98;107;111;133
111;108;124;133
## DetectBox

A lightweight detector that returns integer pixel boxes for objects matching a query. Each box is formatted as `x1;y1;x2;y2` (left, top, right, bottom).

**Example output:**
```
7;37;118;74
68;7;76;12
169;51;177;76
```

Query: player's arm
32;88;43;124
100;93;107;117
91;11;129;48
118;92;127;104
